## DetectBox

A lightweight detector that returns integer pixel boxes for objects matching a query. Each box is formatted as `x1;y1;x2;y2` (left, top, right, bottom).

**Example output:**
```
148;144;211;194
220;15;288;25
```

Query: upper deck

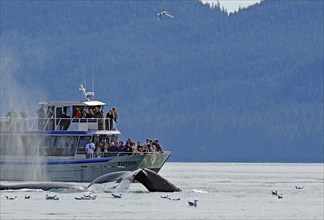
0;116;119;134
1;84;120;135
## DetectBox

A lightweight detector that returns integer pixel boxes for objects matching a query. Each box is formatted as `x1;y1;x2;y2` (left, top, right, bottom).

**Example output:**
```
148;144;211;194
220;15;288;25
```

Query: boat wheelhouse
0;85;171;182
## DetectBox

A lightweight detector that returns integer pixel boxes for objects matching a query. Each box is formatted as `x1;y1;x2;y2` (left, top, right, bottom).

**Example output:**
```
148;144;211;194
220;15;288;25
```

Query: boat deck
0;117;117;132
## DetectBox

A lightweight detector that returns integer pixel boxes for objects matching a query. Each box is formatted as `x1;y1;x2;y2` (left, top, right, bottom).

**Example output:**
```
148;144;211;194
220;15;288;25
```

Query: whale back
134;168;181;192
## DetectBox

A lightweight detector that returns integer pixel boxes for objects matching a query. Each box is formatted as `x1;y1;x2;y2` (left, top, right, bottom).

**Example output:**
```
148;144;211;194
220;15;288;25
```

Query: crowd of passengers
93;137;164;156
5;108;28;130
71;107;117;122
7;106;117;120
68;106;117;130
5;105;118;131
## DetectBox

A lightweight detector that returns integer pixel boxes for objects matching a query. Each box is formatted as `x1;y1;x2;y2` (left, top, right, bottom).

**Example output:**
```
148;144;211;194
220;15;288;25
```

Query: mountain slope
1;0;323;162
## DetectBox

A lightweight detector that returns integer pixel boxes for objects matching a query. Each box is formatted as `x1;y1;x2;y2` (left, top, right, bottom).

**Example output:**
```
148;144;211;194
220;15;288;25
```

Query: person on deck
20;108;28;130
85;139;95;159
106;107;118;130
59;111;69;130
36;105;46;130
46;107;54;130
74;108;81;118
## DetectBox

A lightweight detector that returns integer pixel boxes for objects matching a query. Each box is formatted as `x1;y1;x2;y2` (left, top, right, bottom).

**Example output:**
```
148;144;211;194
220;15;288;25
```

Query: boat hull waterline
0;153;170;182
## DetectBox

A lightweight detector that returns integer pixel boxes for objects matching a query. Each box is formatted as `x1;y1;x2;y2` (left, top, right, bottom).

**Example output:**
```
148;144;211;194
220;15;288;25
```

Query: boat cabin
38;100;110;131
0;84;121;157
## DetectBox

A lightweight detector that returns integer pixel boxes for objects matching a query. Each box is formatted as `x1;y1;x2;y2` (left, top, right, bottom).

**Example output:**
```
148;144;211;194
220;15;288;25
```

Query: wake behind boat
0;84;171;182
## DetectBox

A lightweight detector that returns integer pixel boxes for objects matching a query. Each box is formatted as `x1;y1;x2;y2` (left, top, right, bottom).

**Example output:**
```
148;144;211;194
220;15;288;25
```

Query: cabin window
44;136;78;156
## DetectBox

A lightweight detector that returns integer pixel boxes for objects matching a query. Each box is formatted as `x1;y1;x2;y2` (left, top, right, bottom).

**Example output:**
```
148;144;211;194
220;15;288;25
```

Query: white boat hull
0;152;171;182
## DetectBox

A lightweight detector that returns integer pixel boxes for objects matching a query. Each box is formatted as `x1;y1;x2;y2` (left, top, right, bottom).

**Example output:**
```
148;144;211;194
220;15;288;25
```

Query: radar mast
79;84;95;101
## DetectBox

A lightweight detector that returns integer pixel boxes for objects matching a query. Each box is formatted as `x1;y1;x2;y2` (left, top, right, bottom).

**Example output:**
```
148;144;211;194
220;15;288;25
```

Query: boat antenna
81;65;86;100
82;64;87;88
92;63;95;99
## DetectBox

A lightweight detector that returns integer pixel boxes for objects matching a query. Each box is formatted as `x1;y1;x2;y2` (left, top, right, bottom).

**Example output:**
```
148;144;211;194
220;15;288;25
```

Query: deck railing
0;117;117;132
93;150;169;158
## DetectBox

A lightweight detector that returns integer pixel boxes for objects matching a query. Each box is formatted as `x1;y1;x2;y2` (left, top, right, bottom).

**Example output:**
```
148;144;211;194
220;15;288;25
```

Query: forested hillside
1;0;323;162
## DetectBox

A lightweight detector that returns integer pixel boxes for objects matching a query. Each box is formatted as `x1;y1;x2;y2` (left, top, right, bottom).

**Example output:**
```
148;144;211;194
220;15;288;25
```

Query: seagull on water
158;11;174;20
5;196;17;200
46;194;60;200
188;199;198;207
111;193;122;198
83;192;93;197
277;193;283;199
168;197;180;201
295;186;304;189
75;195;97;200
161;195;169;199
25;195;30;199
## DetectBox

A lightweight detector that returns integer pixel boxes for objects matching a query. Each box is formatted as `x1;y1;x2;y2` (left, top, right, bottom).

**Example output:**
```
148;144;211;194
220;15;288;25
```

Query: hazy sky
201;0;262;13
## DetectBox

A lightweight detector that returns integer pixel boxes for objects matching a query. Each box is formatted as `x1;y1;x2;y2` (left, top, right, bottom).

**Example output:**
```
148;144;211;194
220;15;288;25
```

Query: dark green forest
1;0;323;162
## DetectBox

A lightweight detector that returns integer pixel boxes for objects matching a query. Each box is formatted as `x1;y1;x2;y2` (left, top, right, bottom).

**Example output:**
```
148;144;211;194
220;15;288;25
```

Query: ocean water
0;163;323;220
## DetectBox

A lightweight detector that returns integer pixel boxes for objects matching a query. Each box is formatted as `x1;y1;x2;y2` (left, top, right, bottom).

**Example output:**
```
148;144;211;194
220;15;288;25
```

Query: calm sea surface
1;163;323;220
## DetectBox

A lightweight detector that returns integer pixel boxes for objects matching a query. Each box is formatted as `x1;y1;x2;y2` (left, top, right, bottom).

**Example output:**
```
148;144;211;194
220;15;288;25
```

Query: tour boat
0;85;171;182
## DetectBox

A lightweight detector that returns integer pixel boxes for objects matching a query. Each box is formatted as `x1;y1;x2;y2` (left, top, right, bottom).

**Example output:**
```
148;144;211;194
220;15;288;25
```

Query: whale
89;168;181;192
0;182;86;191
0;168;181;192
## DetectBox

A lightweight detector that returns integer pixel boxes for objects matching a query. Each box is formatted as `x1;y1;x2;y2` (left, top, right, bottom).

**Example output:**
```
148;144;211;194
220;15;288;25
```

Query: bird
272;190;278;195
157;11;174;20
53;196;60;200
75;195;97;200
5;196;17;200
168;197;181;201
24;195;30;199
160;195;169;199
111;193;122;198
295;186;304;189
46;194;60;200
188;200;198;207
83;192;93;197
277;193;283;199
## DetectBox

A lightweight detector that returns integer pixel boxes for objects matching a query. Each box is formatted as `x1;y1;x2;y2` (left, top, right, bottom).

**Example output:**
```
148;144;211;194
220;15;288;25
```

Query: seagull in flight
158;11;174;20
